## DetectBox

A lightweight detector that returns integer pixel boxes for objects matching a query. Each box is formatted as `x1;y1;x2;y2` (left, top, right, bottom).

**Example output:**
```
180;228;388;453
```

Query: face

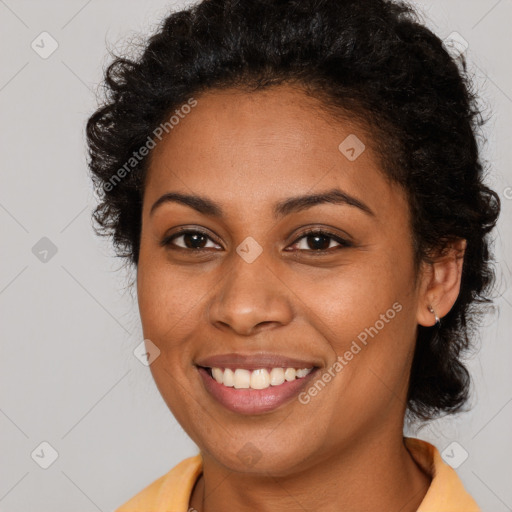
137;84;425;475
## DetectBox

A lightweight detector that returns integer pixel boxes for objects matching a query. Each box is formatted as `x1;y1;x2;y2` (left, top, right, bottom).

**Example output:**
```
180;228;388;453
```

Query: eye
160;227;352;254
286;229;353;254
160;228;221;251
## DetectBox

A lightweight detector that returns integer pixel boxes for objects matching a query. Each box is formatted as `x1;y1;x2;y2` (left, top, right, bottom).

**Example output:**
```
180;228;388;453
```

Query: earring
428;305;441;327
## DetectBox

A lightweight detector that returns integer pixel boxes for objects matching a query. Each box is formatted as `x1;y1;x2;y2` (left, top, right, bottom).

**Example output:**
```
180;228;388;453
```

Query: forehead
144;85;407;220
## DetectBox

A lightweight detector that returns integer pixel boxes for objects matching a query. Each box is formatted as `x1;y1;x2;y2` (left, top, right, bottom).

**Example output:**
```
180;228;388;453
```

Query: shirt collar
150;437;480;511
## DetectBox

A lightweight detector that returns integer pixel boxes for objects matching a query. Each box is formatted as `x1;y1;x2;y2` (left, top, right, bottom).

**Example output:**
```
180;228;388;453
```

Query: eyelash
160;227;353;255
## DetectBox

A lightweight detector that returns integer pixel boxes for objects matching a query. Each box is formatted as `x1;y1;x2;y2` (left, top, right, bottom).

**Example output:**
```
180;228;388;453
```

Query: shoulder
115;454;203;512
405;437;481;512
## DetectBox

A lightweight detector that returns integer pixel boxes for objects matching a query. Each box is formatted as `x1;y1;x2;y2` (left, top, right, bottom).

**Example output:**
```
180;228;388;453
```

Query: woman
86;0;501;510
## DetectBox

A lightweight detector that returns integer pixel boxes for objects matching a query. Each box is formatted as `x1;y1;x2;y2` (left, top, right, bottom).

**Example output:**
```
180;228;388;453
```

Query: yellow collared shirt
115;437;480;512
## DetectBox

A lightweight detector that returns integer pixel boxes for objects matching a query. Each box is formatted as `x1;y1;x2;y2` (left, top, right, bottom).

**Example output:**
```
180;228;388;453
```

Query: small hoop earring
428;305;441;327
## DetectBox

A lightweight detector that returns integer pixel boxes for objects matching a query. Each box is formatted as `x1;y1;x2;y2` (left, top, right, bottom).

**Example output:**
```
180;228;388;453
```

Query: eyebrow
149;187;375;219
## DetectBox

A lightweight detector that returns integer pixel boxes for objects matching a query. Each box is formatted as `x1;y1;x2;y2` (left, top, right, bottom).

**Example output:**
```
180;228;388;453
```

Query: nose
207;249;294;337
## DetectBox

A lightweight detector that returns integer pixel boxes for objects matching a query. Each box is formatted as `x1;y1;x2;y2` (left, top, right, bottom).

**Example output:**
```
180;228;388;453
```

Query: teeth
212;367;223;384
208;367;313;390
223;368;235;387
250;369;269;389
284;368;296;381
270;367;285;386
233;369;251;389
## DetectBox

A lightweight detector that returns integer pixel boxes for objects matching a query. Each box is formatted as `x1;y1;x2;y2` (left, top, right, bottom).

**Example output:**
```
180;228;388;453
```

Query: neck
189;431;431;512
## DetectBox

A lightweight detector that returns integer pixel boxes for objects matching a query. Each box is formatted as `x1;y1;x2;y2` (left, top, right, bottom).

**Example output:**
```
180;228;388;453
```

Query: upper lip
195;352;320;370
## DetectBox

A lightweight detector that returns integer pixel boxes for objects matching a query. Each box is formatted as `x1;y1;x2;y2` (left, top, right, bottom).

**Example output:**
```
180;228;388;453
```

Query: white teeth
250;369;269;389
233;369;251;389
209;367;313;390
223;368;235;387
212;367;223;384
270;367;285;386
284;368;296;381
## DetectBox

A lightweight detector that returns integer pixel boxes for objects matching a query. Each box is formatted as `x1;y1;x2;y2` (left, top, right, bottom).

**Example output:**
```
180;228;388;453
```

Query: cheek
302;259;416;392
137;256;208;344
300;261;401;343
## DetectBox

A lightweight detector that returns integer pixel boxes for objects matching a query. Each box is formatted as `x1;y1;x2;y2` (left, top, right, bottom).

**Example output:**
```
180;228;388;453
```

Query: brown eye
161;229;221;251
287;229;352;254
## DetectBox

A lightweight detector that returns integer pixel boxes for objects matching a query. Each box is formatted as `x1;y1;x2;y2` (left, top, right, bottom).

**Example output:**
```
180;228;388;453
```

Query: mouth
196;364;320;415
201;365;315;388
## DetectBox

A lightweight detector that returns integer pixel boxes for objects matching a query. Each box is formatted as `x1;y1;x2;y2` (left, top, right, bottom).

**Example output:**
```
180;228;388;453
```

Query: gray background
0;0;511;510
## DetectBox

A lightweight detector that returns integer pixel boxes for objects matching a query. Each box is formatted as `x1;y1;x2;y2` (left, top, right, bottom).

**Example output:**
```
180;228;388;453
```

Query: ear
416;238;467;327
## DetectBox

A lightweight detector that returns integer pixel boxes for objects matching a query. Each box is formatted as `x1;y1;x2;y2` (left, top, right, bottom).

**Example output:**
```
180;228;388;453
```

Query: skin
136;84;466;512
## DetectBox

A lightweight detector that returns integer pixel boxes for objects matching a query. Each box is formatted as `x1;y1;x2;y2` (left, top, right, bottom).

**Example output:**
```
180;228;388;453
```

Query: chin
200;435;319;476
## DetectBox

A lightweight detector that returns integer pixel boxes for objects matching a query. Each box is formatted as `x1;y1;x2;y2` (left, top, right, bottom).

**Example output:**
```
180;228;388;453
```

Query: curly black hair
86;0;501;421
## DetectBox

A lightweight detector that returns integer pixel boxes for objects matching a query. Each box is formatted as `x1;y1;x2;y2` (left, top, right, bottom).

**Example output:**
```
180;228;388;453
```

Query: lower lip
197;366;319;415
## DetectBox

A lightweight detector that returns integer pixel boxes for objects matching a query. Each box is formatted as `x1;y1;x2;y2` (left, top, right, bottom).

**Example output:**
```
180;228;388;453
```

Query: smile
197;365;319;414
208;366;314;389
